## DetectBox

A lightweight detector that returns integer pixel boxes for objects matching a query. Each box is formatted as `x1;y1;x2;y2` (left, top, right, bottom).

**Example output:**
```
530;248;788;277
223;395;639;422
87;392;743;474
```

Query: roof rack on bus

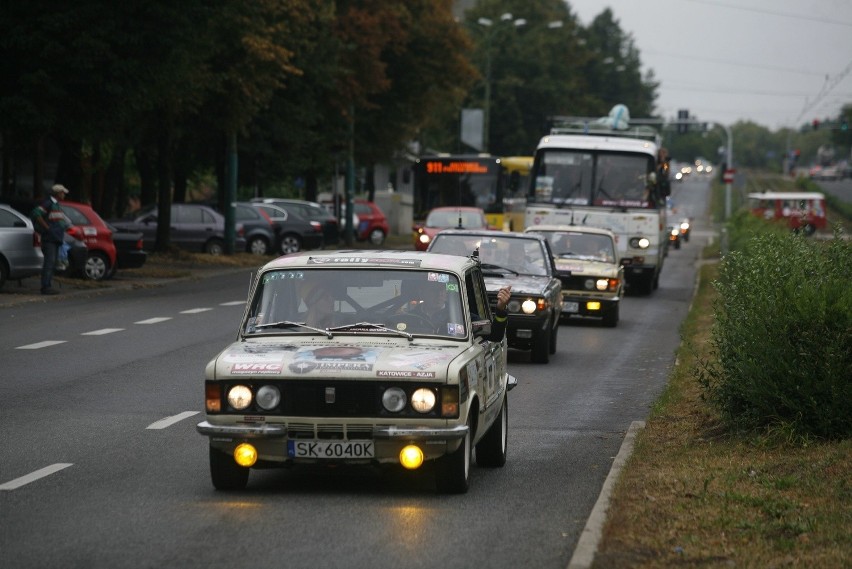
548;104;663;145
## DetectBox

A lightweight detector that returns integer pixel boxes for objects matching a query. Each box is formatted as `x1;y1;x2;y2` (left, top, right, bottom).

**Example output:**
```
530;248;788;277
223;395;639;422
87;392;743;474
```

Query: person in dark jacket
31;184;71;295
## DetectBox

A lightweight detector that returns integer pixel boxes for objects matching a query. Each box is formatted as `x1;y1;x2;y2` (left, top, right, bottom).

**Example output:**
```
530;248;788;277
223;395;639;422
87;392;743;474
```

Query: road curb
567;420;645;569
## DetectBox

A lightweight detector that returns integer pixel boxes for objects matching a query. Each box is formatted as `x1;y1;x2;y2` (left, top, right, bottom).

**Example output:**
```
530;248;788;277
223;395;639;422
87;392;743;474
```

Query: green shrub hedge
699;228;852;439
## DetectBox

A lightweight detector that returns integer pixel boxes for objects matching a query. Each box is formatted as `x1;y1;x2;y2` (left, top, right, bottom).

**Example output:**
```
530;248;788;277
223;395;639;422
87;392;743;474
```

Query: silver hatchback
0;204;44;290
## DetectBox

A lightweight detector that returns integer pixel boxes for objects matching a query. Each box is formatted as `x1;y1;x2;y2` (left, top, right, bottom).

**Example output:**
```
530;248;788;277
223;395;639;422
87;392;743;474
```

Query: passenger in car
302;283;338;328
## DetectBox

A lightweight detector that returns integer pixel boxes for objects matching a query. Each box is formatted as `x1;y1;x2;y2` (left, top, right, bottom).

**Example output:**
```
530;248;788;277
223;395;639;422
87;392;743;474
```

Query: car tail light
134;238;143;250
310;221;322;232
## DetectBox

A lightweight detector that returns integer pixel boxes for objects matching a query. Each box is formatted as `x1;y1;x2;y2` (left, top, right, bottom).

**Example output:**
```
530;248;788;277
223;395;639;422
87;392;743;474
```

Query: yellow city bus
500;156;532;231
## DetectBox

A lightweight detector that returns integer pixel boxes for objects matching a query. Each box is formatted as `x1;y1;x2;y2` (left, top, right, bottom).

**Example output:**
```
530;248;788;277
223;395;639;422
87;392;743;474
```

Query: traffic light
677;109;689;134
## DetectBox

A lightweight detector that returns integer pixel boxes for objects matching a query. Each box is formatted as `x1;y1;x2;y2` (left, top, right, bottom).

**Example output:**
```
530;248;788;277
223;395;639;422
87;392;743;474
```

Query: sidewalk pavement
0;234;414;308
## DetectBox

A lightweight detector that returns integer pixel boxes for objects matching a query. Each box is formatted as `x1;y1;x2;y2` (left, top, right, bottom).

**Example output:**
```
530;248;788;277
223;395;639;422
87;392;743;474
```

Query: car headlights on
255;385;281;410
227;385;253;410
629;237;650;249
595;279;609;291
670;228;679;237
680;221;690;230
411;388;436;413
382;387;407;412
521;299;537;314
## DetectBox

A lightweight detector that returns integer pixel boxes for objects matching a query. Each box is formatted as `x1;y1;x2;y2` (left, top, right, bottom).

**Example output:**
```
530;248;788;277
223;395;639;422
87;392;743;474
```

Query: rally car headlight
227;385;253;410
411;388;437;413
382;387;407;412
507;299;521;313
680;221;690;230
629;237;650;249
595;279;609;291
255;385;281;410
521;299;537;314
670;228;679;237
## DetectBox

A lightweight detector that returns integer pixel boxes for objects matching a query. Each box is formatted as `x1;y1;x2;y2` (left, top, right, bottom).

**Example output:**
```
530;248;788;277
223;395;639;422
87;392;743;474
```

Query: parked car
251;198;339;247
323;199;390;246
525;225;624;327
196;249;516;493
60;200;118;281
110;203;245;255
413;206;491;251
249;202;324;254
427;230;562;363
234;202;277;256
108;226;148;272
0;204;43;290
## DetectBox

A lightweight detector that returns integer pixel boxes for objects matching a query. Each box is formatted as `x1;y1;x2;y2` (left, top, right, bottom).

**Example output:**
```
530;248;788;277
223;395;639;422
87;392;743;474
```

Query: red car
412;206;491;251
353;200;390;245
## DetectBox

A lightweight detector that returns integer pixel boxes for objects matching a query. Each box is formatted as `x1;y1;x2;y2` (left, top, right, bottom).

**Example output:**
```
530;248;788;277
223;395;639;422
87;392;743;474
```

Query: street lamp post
474;15;564;153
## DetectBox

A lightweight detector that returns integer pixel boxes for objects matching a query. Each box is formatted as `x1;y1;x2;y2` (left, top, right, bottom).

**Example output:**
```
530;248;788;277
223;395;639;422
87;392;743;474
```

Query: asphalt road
0;178;711;569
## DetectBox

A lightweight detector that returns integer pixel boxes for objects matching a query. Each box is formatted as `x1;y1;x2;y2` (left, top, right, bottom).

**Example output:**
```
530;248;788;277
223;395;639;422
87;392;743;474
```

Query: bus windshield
531;150;657;209
413;156;502;221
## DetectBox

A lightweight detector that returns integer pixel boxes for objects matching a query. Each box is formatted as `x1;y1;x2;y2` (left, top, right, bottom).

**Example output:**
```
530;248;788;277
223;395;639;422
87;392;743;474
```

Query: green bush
699;230;852;439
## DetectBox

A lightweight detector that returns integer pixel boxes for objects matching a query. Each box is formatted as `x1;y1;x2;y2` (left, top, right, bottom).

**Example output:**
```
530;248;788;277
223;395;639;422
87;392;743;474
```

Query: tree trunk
155;127;173;251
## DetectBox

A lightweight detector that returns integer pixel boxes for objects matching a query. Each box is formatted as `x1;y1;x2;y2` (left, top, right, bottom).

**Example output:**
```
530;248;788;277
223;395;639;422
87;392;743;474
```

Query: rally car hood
210;338;468;381
553;258;620;277
482;274;553;295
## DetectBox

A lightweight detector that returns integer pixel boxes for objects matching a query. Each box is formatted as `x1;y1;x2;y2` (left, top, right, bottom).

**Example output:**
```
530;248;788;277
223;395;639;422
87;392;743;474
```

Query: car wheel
205;238;225;256
368;228;386;246
531;324;550;364
435;416;471;494
248;236;270;256
476;396;507;467
0;260;8;290
279;234;302;254
602;303;619;327
83;251;110;281
209;446;249;490
549;317;559;354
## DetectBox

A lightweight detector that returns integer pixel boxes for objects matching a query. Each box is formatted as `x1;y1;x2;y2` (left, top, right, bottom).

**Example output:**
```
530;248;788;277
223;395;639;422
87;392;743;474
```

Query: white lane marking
220;301;245;306
15;340;67;350
81;328;125;336
135;317;172;325
0;463;74;491
146;411;200;430
180;308;212;314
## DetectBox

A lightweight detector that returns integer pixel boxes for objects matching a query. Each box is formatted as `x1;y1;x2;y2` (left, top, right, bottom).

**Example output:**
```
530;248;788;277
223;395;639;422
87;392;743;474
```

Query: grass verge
592;262;851;568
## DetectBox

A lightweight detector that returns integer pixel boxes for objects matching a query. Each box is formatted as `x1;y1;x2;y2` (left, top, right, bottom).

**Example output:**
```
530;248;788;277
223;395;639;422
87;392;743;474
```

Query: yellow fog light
399;445;424;470
233;443;258;467
587;301;601;311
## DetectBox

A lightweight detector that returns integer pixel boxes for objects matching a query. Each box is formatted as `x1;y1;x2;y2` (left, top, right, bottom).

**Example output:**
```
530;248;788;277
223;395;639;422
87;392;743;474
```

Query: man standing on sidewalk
31;184;71;295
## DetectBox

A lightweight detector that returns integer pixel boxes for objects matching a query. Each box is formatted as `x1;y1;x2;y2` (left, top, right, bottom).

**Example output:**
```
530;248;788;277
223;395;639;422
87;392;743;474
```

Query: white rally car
197;250;516;493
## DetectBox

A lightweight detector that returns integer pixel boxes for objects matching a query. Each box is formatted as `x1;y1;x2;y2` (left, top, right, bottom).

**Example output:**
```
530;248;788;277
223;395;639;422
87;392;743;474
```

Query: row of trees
1;1;659;226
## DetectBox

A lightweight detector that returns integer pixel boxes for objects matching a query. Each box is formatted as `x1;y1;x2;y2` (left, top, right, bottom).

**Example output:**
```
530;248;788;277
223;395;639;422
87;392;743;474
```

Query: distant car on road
413;206;491;251
0;204;43;290
110;203;246;255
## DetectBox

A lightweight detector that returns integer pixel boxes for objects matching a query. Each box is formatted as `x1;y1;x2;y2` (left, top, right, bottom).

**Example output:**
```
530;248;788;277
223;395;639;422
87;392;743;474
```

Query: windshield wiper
327;322;413;341
481;263;520;276
253;320;333;338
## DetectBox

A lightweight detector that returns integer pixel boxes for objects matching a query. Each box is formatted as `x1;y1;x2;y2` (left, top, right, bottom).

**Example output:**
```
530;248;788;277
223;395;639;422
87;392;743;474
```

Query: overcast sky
567;0;852;131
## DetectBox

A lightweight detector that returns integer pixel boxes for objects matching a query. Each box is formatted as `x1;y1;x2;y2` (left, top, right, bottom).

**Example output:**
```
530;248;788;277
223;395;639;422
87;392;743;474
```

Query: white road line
15;340;67;350
81;328;125;336
0;463;73;491
135;317;172;325
180;308;212;314
220;301;245;306
146;411;200;430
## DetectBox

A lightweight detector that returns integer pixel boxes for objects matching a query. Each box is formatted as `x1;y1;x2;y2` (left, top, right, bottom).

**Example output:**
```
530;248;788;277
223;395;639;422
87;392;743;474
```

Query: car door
465;268;503;422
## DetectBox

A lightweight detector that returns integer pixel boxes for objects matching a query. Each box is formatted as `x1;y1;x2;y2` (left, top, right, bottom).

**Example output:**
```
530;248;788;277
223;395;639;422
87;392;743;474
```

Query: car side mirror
472;319;492;338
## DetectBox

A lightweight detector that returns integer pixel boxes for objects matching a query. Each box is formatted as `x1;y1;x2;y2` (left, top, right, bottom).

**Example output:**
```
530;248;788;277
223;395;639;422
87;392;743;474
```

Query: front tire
436;417;471;494
368;228;386;246
209;447;249;490
248;236;270;256
531;324;551;364
476;396;508;467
